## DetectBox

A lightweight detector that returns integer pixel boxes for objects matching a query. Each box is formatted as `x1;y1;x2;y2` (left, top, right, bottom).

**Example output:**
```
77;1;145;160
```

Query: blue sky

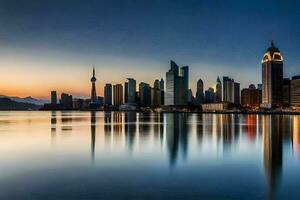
0;0;299;98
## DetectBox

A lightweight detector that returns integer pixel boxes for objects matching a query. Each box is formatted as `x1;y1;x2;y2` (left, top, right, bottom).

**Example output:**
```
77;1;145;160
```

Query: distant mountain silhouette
0;95;48;105
0;97;41;110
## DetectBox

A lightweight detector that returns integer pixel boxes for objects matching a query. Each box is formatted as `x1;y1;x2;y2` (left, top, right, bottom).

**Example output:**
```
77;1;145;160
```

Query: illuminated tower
262;41;283;108
91;66;97;103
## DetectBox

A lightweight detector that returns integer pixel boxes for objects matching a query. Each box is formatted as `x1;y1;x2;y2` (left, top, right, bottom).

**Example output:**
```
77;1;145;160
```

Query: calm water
0;111;300;199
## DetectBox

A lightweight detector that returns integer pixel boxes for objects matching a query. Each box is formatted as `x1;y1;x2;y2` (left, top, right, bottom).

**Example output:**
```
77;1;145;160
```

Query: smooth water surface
0;111;300;199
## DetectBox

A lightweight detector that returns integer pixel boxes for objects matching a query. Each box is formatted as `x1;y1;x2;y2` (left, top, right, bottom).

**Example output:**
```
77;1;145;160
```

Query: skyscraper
151;80;162;107
51;91;57;105
139;82;151;107
126;78;136;104
205;87;215;103
160;78;165;105
113;84;123;106
165;60;189;106
196;79;204;104
216;77;222;102
90;67;97;103
234;82;240;105
223;76;234;103
262;41;283;108
104;84;112;105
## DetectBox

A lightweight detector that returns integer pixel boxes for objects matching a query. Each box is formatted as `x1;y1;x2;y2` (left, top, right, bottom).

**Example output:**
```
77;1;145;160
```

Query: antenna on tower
93;65;95;77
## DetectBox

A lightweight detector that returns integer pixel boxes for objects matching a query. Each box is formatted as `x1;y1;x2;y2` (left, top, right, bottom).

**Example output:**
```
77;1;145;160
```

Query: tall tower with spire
91;66;97;103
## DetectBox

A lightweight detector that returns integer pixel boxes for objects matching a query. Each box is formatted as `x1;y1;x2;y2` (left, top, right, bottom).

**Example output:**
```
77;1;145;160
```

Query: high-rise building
124;82;128;104
223;76;239;104
90;67;97;103
187;89;194;105
165;60;189;105
283;78;290;106
216;77;222;102
113;84;123;106
104;84;112;105
60;93;73;109
139;82;151;107
223;76;234;103
291;76;300;107
159;78;164;91
205;87;215;103
196;79;204;104
160;78;165;105
241;84;262;108
51;91;57;105
234;82;240;105
126;78;136;104
151;80;162;107
262;41;283;108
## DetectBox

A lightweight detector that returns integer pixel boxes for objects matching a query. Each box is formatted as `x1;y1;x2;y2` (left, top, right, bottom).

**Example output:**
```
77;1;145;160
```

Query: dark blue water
0;111;299;199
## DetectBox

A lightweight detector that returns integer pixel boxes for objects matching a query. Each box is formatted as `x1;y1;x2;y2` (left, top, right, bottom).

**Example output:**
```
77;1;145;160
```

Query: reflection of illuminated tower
262;115;282;198
91;67;97;103
91;111;96;162
261;41;283;108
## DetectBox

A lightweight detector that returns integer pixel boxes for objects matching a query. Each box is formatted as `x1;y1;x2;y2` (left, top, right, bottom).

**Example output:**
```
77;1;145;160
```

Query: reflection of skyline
91;111;96;163
125;112;137;151
166;113;188;167
47;111;300;197
262;115;283;199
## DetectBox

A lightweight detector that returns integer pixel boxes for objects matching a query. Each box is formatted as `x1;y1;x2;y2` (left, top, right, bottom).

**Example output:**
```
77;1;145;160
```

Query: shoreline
1;109;300;115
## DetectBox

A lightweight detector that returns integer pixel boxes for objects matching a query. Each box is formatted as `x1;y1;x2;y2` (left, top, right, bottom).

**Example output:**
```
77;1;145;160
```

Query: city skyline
0;1;300;99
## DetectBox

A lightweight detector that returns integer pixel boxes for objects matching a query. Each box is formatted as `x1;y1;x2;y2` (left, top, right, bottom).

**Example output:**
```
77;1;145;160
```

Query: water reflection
91;111;96;162
36;112;300;199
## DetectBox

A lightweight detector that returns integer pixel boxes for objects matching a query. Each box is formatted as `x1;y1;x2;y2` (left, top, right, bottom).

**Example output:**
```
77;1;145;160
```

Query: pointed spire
93;65;95;77
271;40;275;48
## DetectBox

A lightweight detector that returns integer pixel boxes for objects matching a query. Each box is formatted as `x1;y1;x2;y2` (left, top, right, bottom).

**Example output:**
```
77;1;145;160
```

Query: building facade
51;91;57;105
291;76;300;107
124;78;136;104
196;79;204;104
283;78;290;106
216;77;222;103
241;84;262;108
261;42;283;108
165;60;189;106
139;82;151;107
104;84;112;105
113;84;123;106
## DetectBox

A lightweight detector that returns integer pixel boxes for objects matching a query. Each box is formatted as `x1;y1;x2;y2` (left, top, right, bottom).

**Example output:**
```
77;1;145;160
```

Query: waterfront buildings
165;60;189;106
125;78;136;104
151;80;162;107
51;91;57;105
113;84;123;106
60;93;73;109
202;102;233;111
241;84;262;108
291;76;300;107
234;82;240;105
205;87;215;103
261;41;283;108
216;77;222;103
196;79;204;104
104;84;112;106
283;78;291;106
139;82;151;107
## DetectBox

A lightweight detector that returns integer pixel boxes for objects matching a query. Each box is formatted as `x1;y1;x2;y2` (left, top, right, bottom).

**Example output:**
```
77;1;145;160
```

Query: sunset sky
0;0;300;99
